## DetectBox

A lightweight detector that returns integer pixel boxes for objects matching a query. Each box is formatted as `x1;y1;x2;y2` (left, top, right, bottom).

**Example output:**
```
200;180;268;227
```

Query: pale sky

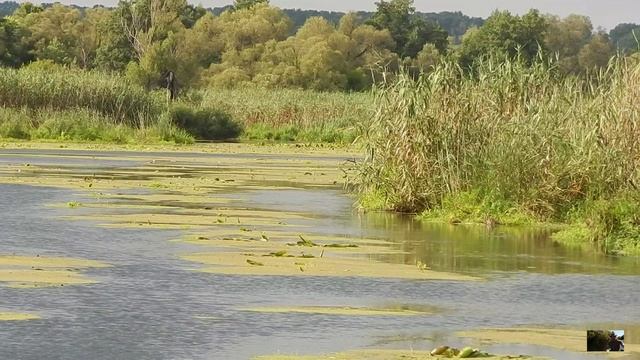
23;0;640;30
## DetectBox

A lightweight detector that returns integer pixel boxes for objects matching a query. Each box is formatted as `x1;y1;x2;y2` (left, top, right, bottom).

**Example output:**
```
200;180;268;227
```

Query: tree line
1;0;639;92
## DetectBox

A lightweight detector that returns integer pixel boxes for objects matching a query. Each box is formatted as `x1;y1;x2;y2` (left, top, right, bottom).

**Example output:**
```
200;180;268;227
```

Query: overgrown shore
0;66;369;145
2;56;639;256
354;56;640;256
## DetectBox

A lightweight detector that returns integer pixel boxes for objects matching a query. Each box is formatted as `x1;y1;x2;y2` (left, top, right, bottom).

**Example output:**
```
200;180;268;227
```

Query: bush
169;104;242;140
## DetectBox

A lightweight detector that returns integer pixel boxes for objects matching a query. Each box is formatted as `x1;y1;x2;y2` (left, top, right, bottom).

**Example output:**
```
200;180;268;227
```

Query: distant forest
1;0;639;92
0;1;484;41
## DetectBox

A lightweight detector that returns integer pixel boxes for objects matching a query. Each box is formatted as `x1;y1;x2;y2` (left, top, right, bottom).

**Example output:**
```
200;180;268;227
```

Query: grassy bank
196;87;374;144
0;67;163;126
0;67;243;143
354;56;640;255
0;107;194;144
0;67;372;145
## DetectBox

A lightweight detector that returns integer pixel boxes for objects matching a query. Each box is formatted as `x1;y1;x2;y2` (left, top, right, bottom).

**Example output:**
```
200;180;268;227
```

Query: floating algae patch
239;304;437;316
253;349;541;360
458;327;640;356
181;251;478;281
67;210;309;230
0;255;110;288
457;328;591;353
0;312;41;321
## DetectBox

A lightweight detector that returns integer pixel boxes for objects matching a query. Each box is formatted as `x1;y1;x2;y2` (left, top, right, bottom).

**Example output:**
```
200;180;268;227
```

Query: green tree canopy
610;23;640;54
459;10;548;68
234;0;269;11
545;14;593;73
368;0;448;58
0;17;32;67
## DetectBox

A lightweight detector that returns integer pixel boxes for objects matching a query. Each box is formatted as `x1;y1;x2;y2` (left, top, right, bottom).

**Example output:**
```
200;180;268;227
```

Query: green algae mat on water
0;143;480;282
0;255;110;288
239;304;438;316
0;312;41;321
253;349;542;360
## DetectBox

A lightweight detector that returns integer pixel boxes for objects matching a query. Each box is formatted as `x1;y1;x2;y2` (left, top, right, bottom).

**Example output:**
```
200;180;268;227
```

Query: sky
22;0;640;30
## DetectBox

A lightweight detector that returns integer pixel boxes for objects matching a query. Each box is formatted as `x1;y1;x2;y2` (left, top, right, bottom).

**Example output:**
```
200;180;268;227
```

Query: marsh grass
355;55;640;254
0;107;194;144
196;87;373;144
0;67;163;127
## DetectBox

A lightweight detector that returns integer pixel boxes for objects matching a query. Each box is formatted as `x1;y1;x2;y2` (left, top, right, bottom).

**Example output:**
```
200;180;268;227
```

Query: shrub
169;104;242;140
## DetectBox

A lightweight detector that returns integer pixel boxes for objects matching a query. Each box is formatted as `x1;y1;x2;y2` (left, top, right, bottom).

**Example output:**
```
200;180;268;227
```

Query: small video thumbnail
587;330;625;352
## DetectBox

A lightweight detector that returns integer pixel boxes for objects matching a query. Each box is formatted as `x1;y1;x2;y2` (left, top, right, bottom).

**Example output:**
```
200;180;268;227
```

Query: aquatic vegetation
0;255;110;288
254;349;537;360
292;235;318;247
323;244;359;248
239;305;435;316
355;56;640;254
0;312;41;321
182;250;478;280
0;144;474;282
457;328;587;352
264;251;291;258
66;201;82;208
0;67;161;126
0;107;195;144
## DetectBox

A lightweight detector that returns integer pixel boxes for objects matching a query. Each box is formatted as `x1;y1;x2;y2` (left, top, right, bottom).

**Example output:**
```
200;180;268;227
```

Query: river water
0;149;638;360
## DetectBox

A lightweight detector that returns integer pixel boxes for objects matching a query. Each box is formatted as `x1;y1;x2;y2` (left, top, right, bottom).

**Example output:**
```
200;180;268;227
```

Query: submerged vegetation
355;55;640;255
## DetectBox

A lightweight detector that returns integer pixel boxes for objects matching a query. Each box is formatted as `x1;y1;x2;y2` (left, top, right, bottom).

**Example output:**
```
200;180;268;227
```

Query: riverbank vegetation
354;55;640;255
1;0;639;253
1;0;639;145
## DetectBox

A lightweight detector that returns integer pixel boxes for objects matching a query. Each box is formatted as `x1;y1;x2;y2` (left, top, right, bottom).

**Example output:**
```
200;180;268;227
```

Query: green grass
0;67;367;144
0;67;247;143
194;87;373;144
0;107;194;144
0;67;163;127
354;55;640;254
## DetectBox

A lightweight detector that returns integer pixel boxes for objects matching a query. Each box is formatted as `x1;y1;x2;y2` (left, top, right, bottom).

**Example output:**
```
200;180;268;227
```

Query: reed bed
196;87;374;143
0;67;163;127
355;56;640;254
0;107;193;144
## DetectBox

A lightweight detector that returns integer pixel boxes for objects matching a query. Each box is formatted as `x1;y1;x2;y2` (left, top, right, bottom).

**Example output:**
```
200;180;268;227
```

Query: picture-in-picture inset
587;330;625;352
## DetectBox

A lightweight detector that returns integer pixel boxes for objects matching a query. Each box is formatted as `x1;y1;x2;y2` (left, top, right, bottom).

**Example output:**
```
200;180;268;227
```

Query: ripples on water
0;150;638;360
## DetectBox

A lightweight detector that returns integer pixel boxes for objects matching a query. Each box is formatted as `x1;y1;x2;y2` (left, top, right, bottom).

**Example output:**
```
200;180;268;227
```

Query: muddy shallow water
0;148;639;360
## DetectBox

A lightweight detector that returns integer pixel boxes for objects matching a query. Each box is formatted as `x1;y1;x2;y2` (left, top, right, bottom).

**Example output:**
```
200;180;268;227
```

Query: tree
458;10;548;68
0;17;32;67
610;23;640;54
545;15;593;74
578;33;615;71
116;0;187;61
13;3;95;67
368;0;448;58
180;4;206;28
412;43;441;73
234;0;269;11
11;2;43;18
95;9;136;71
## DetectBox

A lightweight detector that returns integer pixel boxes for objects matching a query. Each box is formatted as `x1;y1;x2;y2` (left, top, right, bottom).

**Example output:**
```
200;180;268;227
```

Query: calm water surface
0;149;638;360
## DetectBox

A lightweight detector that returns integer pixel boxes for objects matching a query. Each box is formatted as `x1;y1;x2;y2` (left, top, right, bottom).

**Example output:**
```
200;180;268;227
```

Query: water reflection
357;212;640;275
